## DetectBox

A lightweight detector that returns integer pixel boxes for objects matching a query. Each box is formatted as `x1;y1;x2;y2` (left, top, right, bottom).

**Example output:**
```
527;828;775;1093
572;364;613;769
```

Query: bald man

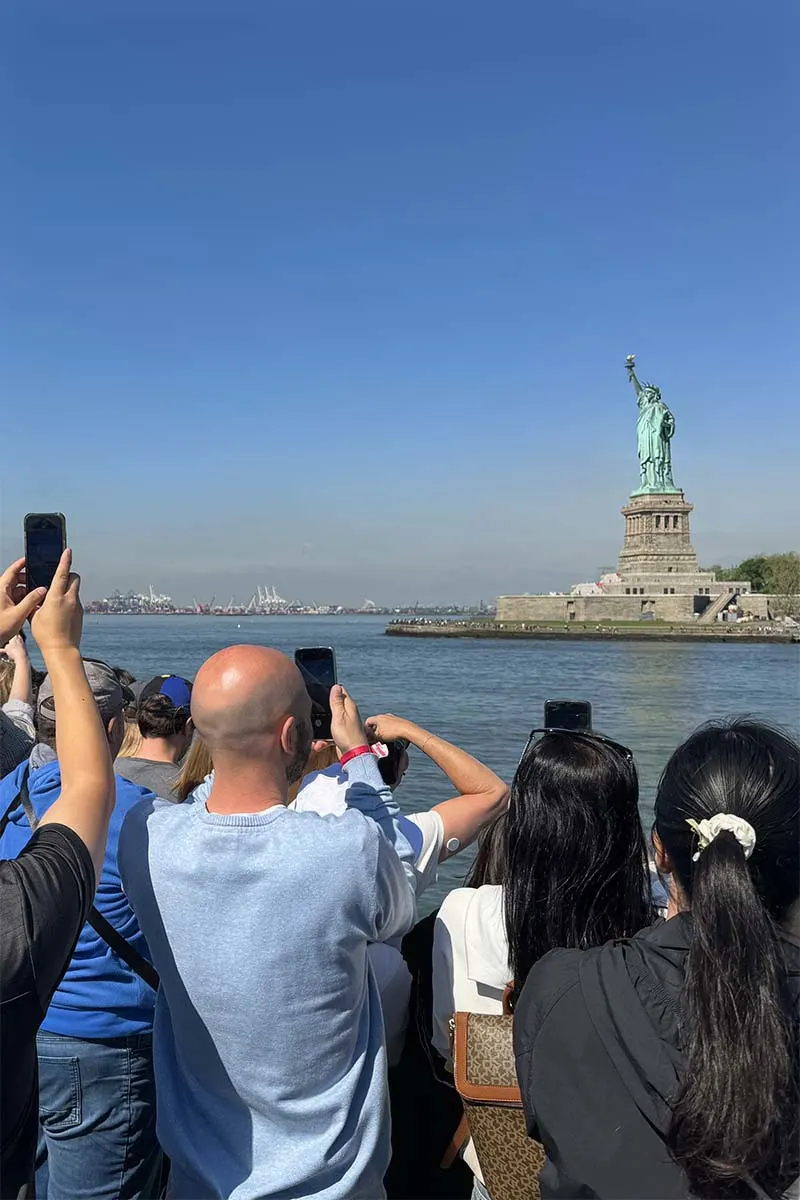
118;647;416;1200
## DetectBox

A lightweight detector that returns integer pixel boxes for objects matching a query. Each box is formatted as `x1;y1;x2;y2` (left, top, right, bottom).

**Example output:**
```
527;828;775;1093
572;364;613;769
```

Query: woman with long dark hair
514;718;800;1199
432;729;653;1195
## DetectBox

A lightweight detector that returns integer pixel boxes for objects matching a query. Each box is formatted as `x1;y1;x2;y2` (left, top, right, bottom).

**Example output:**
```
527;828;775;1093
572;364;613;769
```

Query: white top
432;885;510;1061
433;869;669;1058
367;942;411;1068
432;884;511;1181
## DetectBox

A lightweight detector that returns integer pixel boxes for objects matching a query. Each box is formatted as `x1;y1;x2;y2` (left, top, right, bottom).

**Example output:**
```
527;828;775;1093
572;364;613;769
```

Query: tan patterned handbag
452;1010;545;1200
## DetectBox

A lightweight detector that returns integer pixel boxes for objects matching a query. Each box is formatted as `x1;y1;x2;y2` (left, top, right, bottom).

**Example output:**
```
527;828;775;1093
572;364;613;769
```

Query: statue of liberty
625;355;679;494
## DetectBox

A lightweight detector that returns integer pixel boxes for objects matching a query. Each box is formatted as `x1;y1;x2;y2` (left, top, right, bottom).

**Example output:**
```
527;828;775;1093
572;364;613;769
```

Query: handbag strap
15;767;159;991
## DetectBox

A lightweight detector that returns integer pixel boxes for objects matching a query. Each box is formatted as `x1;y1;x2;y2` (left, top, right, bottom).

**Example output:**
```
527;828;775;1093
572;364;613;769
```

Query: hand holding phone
0;559;47;645
25;513;67;592
30;549;83;656
329;684;369;754
295;647;337;740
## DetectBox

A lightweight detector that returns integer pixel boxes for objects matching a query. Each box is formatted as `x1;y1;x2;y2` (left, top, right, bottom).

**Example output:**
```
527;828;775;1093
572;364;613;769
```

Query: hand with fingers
0;559;46;645
310;739;336;755
1;633;30;664
30;550;83;657
329;684;370;755
365;713;412;744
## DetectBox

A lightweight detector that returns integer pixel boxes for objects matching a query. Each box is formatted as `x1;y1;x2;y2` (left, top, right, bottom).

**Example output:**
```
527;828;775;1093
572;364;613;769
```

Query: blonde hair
0;658;14;706
172;738;340;804
174;737;214;802
117;719;143;759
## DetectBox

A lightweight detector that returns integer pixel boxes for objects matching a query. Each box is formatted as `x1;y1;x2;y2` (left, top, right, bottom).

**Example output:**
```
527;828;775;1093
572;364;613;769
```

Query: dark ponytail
655;720;800;1197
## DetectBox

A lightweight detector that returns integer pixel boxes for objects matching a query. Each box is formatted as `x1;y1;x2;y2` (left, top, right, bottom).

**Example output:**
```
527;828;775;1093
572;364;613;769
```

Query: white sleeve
406;810;444;898
431;888;469;1061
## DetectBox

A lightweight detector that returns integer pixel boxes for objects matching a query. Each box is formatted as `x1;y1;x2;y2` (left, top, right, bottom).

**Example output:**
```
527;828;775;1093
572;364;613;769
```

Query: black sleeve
0;824;95;1015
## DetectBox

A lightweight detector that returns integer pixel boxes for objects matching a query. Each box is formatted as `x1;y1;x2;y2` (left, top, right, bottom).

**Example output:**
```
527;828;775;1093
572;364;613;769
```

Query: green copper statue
625;354;679;494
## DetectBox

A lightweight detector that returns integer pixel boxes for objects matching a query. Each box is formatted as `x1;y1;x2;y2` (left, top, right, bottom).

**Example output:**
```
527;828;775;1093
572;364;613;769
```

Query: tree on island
707;553;800;615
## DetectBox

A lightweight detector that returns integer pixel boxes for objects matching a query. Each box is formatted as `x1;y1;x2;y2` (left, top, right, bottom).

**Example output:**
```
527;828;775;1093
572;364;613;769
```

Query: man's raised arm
31;551;116;883
330;685;417;911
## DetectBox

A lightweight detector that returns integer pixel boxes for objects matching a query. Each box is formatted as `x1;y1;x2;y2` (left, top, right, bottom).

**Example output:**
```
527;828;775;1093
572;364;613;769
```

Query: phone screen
295;647;337;740
24;513;66;592
543;699;592;732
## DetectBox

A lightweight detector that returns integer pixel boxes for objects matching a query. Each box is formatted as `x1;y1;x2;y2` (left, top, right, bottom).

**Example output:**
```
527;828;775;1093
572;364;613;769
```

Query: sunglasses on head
525;727;635;763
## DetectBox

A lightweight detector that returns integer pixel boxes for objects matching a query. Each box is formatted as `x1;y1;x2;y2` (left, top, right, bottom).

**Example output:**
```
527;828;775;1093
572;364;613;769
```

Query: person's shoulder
297;804;379;845
516;946;585;1035
120;792;184;838
436;885;474;922
406;808;443;836
439;883;502;924
286;808;386;891
436;885;501;946
114;773;160;813
405;808;443;848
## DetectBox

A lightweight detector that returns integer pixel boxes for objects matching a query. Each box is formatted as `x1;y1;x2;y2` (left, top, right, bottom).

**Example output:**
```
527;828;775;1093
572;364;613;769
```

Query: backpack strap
14;768;159;992
84;907;160;992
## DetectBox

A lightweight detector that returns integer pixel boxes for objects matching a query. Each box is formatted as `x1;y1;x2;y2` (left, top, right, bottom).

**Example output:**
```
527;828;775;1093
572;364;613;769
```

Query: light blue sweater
118;753;416;1200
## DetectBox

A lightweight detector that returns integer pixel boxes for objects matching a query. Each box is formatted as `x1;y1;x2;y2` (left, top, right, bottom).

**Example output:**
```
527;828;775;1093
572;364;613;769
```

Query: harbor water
55;614;800;913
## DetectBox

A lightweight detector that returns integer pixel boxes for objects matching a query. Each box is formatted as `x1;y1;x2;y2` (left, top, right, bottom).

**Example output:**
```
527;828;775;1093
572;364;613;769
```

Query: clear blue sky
2;0;797;605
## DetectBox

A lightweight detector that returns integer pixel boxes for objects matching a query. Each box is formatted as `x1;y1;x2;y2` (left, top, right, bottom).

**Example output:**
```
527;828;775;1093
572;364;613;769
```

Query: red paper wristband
339;745;372;766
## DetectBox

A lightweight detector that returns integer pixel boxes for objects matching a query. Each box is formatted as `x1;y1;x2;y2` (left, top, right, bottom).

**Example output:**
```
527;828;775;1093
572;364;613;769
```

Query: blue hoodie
0;758;157;1038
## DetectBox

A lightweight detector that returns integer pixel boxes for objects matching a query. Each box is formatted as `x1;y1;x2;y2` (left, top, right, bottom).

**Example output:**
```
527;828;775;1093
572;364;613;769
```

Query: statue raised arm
624;355;679;495
625;354;644;398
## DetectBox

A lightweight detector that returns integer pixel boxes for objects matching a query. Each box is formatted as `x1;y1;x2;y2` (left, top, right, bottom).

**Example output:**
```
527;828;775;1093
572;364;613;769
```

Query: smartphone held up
295;646;337;740
543;699;592;732
24;513;67;592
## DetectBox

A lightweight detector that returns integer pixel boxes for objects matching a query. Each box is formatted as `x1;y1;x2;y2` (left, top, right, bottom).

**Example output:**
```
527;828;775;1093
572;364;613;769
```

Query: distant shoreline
84;610;467;619
385;621;799;645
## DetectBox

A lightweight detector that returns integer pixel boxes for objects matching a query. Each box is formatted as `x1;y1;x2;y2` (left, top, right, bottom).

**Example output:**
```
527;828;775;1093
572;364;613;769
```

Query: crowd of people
1;550;798;1200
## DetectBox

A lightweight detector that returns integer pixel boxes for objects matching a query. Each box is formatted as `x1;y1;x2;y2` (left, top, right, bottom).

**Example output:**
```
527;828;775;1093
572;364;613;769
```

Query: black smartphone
544;699;592;732
24;513;67;592
294;647;337;740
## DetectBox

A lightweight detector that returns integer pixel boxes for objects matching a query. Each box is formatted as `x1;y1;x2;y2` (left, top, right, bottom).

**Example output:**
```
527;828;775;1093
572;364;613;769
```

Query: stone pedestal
617;491;699;578
495;486;758;624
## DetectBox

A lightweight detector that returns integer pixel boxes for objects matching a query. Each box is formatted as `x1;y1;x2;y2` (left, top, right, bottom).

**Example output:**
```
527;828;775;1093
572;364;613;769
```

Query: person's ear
652;829;673;876
280;714;296;758
107;714;124;758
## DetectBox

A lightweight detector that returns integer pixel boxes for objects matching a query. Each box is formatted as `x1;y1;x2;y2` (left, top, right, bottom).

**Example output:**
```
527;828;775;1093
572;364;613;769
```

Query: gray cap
37;659;133;724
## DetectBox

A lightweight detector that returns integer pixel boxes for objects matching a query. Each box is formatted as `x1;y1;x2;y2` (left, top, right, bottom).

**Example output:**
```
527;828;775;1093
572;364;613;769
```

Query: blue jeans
36;1031;162;1200
471;1178;493;1200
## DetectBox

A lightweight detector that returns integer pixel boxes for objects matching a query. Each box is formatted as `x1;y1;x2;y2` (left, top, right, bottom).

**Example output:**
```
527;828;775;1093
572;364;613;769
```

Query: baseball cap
139;674;193;711
37;658;133;724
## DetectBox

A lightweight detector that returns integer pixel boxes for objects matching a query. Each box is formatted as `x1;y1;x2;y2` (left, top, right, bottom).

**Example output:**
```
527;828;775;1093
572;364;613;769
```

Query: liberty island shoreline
385;620;799;644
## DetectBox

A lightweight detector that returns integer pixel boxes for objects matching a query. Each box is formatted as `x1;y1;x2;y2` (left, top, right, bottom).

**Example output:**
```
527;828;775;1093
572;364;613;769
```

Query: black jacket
513;914;800;1199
